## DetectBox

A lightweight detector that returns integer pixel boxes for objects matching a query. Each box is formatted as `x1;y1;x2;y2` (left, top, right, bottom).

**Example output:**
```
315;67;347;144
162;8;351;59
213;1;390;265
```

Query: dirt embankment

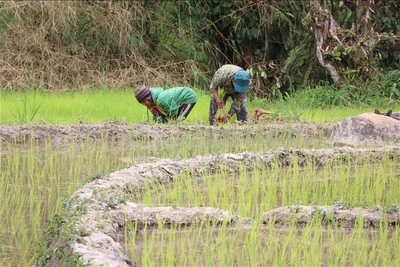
3;123;399;266
48;146;400;266
0;122;334;153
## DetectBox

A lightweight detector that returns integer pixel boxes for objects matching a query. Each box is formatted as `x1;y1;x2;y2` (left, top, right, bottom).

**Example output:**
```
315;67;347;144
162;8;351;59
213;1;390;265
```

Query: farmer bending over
209;64;251;125
134;85;197;123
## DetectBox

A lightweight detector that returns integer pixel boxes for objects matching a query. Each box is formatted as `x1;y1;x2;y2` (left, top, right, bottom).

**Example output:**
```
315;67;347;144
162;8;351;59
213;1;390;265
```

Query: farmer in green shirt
209;64;251;125
134;85;197;123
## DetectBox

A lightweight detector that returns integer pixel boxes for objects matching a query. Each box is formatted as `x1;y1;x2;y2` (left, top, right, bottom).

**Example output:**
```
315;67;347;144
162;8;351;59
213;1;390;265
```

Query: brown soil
0;122;334;141
0;122;334;154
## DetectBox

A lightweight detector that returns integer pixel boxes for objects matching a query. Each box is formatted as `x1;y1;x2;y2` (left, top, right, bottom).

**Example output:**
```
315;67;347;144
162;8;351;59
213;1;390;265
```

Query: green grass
2;88;399;124
0;88;210;124
124;157;400;266
2;128;400;266
1;88;400;266
1;126;328;266
126;220;400;266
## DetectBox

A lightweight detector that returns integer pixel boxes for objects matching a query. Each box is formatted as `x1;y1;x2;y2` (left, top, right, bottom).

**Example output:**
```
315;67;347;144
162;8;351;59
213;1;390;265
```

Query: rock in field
330;112;400;146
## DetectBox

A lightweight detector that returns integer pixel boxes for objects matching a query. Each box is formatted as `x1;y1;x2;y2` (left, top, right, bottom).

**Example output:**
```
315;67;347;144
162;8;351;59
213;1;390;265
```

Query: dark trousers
153;103;196;123
209;94;248;125
178;103;196;119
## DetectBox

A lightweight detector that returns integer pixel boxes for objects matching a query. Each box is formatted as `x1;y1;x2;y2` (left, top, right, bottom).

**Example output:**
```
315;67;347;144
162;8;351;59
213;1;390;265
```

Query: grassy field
2;88;398;125
1;89;400;266
0;88;209;125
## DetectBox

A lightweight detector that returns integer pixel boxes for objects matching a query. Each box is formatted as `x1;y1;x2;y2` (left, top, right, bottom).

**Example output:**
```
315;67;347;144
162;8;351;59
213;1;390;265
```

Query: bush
288;85;351;108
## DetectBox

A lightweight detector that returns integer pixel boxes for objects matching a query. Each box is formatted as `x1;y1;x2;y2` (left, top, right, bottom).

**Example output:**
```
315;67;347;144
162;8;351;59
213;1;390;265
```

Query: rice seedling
125;217;400;266
2;133;399;266
0;127;286;265
0;136;136;266
1;89;400;266
2;89;398;125
124;154;400;266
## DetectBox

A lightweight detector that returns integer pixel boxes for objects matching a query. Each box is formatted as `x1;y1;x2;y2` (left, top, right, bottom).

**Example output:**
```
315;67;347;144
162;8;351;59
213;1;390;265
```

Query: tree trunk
313;8;345;88
311;0;399;88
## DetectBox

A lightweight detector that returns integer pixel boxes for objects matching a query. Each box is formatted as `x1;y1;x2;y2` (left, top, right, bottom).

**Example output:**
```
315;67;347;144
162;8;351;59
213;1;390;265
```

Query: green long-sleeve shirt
150;87;197;120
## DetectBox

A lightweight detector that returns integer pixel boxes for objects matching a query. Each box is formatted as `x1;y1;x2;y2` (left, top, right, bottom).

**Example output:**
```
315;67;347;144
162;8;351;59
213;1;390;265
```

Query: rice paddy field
1;89;400;266
122;153;400;267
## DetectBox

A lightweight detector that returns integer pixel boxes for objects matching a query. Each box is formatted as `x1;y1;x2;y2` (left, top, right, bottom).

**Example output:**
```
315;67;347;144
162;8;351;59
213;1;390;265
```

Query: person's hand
222;114;230;123
216;114;230;123
216;98;224;109
211;89;224;109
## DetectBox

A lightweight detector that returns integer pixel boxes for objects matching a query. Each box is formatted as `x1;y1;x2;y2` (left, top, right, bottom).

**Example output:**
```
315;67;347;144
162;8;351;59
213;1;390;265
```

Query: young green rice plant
3;88;400;125
0;89;141;124
9;87;42;124
2;117;399;266
124;152;400;266
133;151;400;213
125;212;400;266
0;136;140;266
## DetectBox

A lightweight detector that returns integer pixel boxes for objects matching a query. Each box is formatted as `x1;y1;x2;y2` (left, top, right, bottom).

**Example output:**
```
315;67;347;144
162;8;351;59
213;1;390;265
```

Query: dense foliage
0;0;398;102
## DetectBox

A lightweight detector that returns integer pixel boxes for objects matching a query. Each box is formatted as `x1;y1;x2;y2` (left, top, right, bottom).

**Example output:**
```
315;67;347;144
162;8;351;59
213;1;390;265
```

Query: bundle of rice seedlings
214;108;229;124
214;88;229;124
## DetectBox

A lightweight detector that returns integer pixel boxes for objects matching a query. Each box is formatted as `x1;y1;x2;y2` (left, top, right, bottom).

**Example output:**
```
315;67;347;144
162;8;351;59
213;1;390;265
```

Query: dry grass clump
0;1;194;90
251;107;290;122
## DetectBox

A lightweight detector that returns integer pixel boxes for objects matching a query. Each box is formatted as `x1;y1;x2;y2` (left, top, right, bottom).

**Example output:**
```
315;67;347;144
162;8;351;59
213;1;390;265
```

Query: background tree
175;0;399;98
0;0;398;99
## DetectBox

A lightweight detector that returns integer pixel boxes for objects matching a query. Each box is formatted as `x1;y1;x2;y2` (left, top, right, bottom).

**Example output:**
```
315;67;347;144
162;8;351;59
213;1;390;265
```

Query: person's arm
157;94;179;118
211;88;224;109
153;114;168;123
210;71;225;109
149;107;166;123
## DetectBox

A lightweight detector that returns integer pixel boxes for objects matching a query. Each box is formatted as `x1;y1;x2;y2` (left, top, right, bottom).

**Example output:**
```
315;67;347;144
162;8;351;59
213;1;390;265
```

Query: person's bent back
134;85;197;123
